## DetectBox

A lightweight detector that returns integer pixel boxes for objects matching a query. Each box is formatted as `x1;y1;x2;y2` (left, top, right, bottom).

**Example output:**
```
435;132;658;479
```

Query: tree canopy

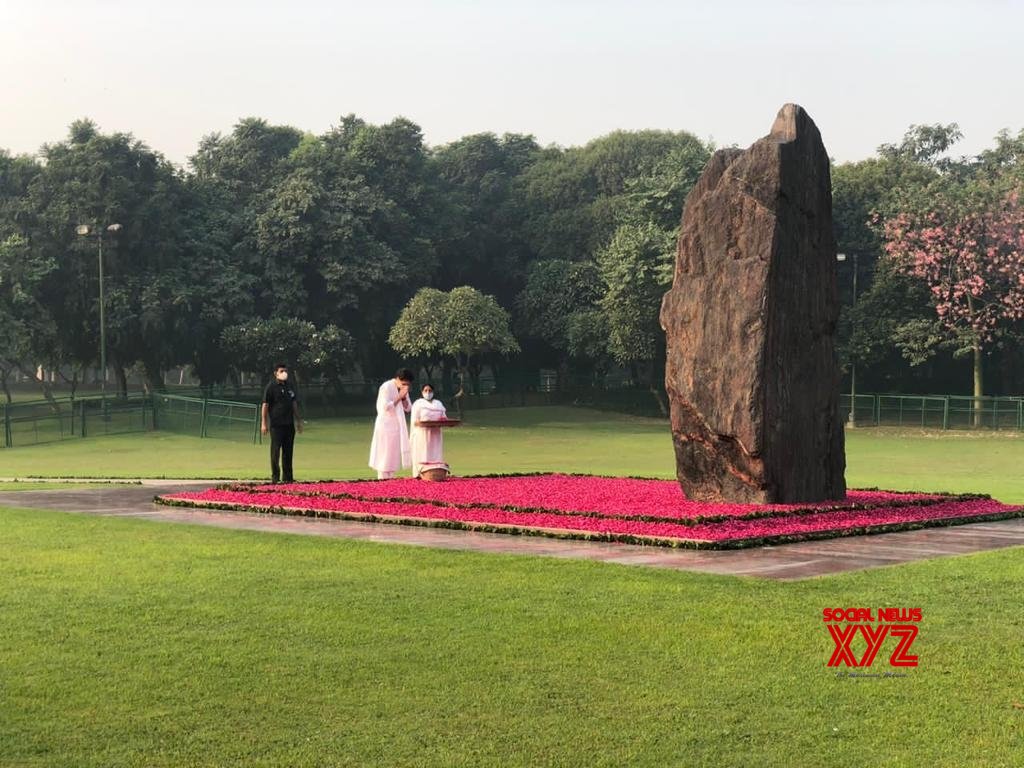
1;113;1022;402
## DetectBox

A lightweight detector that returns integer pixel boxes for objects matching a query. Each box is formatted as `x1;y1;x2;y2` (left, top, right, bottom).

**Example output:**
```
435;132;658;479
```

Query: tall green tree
189;118;305;312
173;178;256;387
245;116;440;377
597;221;675;392
831;123;972;392
21;120;194;394
511;131;709;387
0;151;47;399
514;130;709;264
430;133;541;306
514;259;603;382
0;235;56;401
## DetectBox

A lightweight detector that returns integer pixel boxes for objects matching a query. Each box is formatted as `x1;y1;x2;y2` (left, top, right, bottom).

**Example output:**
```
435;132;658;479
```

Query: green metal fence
840;393;1024;430
0;395;154;448
3;388;1022;449
78;396;154;439
152;394;261;443
1;396;77;447
2;393;260;448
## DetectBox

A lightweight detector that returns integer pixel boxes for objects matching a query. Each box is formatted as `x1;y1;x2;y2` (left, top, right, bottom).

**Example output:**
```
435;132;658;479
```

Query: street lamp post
76;223;122;396
837;252;859;427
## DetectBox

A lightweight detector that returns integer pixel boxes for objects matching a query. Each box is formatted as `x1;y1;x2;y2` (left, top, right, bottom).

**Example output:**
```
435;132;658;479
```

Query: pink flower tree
882;192;1024;424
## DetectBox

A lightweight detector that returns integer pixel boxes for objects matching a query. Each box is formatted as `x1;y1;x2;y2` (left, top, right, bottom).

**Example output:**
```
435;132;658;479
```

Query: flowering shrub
156;474;1024;550
231;474;957;523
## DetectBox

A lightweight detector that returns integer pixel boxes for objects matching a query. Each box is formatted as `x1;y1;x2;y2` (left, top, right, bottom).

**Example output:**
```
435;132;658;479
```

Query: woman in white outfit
410;383;448;478
368;368;414;479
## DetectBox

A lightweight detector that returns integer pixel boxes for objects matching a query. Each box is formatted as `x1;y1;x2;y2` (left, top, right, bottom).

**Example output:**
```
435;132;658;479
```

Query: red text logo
823;607;921;668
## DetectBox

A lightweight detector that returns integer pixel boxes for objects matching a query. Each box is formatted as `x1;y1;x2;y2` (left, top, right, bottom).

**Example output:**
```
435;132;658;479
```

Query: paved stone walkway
2;481;1023;580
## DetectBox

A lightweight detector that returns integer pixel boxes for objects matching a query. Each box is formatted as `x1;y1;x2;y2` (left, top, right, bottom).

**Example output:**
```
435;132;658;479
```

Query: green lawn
4;406;1024;765
2;406;1023;502
0;481;127;492
2;506;1023;767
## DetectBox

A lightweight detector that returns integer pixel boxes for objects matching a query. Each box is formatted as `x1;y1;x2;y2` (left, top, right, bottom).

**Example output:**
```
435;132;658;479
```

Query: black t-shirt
263;380;298;427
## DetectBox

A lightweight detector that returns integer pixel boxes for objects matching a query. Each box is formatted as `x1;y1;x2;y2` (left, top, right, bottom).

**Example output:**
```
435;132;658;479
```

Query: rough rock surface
659;104;846;503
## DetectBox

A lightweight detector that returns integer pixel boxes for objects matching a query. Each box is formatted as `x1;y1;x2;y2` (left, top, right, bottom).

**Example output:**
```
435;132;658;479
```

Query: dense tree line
834;125;1024;399
0;115;1021;403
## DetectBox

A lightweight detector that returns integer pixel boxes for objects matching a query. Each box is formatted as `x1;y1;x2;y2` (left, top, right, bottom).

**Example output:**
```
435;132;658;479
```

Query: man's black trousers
269;424;296;483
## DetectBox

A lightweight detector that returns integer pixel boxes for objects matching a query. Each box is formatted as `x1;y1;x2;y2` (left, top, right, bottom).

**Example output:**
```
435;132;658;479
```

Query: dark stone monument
659;104;846;504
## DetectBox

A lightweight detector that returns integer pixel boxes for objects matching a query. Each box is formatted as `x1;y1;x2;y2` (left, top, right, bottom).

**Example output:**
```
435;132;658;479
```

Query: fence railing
839;393;1024;430
3;389;1023;449
0;394;154;448
1;393;260;449
152;394;261;443
151;389;1024;430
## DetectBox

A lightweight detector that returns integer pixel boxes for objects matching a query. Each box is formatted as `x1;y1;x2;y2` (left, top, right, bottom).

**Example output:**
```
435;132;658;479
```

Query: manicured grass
1;407;672;480
0;481;126;491
2;506;1023;767
2;406;1023;502
844;427;1024;502
4;407;1024;765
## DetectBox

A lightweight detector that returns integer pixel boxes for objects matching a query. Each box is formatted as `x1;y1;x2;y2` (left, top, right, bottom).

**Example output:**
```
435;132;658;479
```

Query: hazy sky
3;0;1022;168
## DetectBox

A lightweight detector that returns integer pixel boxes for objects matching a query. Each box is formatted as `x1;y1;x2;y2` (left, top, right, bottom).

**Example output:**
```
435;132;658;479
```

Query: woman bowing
368;368;414;479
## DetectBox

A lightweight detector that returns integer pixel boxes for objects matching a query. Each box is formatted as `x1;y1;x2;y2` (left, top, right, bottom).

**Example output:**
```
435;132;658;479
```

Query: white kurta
368;380;411;473
410;398;448;477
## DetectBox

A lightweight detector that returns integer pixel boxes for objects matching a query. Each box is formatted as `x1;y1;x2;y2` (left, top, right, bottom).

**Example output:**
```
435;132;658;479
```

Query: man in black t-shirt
261;363;303;483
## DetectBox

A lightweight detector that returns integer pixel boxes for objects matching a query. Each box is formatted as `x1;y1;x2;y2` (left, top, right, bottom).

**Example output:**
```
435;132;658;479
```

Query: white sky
2;0;1022;168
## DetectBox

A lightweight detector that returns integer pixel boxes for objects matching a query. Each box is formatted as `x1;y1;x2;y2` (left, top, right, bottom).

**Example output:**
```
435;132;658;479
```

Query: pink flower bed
156;477;1024;550
235;474;950;522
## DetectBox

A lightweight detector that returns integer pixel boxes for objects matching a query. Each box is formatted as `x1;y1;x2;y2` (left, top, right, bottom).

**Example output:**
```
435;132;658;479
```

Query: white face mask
423;391;433;401
276;371;288;382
